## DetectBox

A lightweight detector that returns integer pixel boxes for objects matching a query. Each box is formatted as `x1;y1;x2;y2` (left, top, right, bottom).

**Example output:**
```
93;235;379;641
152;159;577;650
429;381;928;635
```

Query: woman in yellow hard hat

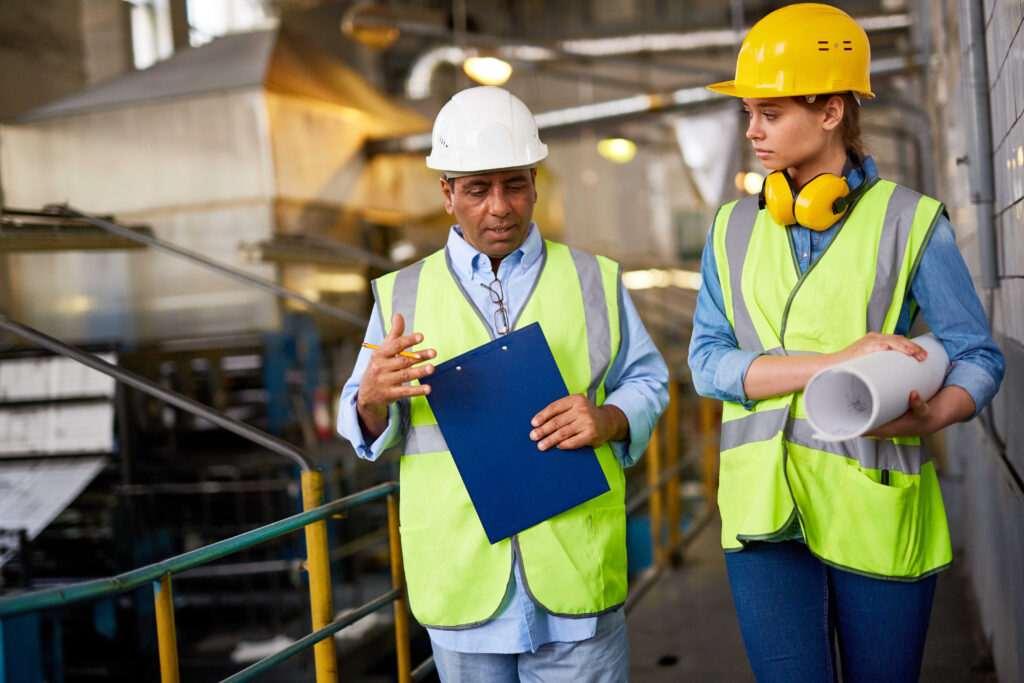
688;4;1004;682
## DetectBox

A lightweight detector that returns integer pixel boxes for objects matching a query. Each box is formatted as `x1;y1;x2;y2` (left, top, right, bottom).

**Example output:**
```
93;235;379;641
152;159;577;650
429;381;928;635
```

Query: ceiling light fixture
341;2;400;50
463;56;513;86
597;138;637;163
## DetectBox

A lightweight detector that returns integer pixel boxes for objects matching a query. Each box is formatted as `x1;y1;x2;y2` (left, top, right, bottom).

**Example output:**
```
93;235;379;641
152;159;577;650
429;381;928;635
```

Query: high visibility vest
372;240;627;628
711;179;952;580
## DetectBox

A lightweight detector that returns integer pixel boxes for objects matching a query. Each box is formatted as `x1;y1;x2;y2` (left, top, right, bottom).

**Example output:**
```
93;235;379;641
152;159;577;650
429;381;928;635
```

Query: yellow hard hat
708;3;875;99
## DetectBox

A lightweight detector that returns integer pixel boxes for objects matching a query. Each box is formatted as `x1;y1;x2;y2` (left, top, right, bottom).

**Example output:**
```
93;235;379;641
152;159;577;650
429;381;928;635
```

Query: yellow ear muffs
759;170;867;231
760;171;797;226
793;173;851;230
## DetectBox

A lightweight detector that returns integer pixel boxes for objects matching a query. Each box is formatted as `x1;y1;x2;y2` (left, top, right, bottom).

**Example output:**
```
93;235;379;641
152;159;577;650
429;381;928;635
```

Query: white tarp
672;107;741;207
0;456;107;567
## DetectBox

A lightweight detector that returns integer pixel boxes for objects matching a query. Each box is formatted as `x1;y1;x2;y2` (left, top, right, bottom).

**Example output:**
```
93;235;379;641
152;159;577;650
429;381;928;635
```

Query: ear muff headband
759;170;869;231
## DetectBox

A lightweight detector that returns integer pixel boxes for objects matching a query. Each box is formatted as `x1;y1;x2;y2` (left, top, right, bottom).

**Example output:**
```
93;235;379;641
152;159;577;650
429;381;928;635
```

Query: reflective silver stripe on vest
404;423;448;455
866;185;921;332
371;279;386;330
721;410;928;474
720;407;790;450
392;260;426;333
723;196;764;352
787;418;928;474
765;348;819;358
569;247;612;403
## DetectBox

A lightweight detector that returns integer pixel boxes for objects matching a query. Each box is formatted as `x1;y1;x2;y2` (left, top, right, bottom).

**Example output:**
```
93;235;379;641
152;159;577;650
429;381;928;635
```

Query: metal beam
45;205;367;327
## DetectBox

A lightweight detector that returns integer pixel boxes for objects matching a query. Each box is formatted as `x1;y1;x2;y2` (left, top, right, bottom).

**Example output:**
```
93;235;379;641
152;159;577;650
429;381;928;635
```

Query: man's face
441;168;537;260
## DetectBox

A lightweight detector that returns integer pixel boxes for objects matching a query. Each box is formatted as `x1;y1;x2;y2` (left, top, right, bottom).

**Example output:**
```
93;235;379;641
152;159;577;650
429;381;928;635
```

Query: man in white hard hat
338;86;668;681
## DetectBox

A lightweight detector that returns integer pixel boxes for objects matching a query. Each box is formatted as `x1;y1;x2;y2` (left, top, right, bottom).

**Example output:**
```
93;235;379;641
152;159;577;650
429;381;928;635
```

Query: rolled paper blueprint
804;334;950;442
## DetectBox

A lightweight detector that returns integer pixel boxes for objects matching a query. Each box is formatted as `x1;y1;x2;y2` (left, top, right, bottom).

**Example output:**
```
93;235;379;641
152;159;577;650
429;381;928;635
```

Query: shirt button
802;252;808;258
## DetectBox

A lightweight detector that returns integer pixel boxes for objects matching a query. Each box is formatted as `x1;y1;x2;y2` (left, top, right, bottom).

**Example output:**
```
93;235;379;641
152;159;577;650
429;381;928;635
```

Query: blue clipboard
420;322;611;544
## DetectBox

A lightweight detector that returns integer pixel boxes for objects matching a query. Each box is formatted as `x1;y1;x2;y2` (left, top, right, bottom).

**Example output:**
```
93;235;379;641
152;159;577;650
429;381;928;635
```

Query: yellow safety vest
711;178;952;580
372;240;627;627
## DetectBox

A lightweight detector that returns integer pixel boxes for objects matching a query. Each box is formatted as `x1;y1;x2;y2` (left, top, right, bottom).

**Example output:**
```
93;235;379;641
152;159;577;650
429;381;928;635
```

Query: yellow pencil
361;342;419;359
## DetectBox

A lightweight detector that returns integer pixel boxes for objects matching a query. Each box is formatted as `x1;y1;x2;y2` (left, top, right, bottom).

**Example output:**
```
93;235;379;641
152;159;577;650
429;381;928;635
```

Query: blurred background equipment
0;1;1020;681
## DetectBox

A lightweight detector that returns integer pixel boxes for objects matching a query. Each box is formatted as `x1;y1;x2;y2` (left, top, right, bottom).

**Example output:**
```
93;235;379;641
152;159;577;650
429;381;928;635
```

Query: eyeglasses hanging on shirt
481;277;510;335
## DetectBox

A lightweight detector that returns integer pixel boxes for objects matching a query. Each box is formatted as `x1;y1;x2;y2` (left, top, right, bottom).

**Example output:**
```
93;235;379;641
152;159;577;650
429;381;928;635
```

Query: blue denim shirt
688;156;1005;414
338;224;669;653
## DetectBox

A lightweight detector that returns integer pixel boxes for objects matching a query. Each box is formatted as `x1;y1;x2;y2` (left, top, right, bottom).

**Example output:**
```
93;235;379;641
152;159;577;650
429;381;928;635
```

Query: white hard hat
425;86;548;175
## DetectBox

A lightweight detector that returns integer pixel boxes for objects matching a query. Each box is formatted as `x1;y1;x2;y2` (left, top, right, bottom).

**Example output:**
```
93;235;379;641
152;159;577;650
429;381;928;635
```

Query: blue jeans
725;541;937;683
430;608;629;683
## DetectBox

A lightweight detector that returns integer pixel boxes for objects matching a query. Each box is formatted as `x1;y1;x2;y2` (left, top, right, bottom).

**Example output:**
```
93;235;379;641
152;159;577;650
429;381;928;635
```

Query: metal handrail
625;451;700;516
223;588;403;683
0;481;427;682
0;482;396;619
0;314;361;680
45;204;367;327
623;384;719;614
0;314;314;471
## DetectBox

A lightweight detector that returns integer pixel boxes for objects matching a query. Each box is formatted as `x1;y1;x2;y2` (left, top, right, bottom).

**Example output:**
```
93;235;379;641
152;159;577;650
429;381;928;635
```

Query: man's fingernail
530;431;537;440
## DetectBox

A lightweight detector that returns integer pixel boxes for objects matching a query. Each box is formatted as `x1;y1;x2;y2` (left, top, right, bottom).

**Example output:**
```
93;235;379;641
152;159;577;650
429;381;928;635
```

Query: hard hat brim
705;81;875;99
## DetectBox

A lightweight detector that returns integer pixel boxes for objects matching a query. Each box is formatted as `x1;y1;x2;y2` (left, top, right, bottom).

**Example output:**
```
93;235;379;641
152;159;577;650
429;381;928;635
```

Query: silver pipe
47;205;368;326
957;0;999;290
372;57;923;158
402;13;910;100
0;314;315;471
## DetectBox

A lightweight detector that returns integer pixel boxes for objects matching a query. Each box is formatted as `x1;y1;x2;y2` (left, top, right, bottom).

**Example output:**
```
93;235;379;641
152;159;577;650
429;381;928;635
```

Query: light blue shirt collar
446;222;544;284
846;155;878;190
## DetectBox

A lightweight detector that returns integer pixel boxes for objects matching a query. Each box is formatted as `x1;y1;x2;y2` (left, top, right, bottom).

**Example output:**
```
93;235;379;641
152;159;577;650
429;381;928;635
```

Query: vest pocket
398;521;511;627
518;504;627;614
826;464;924;578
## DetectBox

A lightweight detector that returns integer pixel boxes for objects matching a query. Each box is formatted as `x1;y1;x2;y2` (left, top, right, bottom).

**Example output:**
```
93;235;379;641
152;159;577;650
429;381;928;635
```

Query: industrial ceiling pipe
400;12;911;100
957;0;999;291
368;55;923;158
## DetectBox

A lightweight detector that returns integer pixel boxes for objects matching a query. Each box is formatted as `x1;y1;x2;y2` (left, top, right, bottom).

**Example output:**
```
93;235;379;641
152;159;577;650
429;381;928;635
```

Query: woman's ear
821;94;845;131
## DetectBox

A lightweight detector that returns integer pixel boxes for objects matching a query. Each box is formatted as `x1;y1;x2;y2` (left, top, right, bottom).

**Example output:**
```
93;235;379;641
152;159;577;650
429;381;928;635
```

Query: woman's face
742;97;841;177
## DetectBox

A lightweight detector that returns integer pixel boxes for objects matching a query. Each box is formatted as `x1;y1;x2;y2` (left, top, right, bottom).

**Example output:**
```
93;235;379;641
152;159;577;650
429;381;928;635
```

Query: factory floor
627;512;998;682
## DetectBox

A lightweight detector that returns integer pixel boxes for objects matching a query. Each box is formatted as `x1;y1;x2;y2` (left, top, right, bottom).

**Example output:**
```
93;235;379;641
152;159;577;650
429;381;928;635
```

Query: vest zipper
881;470;889;486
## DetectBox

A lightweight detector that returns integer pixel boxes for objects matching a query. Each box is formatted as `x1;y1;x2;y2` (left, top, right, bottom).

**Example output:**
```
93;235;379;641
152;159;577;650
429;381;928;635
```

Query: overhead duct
403;12;911;99
371;54;922;158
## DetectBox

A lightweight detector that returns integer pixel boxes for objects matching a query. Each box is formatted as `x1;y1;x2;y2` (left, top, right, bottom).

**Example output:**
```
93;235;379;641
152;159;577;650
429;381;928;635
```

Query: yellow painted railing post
301;469;338;683
387;494;412;683
646;423;664;568
666;381;681;554
700;397;719;503
153;575;180;683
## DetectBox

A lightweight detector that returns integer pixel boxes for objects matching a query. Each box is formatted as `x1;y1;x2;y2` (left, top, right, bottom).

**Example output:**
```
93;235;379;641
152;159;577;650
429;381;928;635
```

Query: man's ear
441;176;455;215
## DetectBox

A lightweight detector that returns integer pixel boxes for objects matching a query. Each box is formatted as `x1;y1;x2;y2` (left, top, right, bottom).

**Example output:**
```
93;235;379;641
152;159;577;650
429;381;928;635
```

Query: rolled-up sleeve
688;225;760;409
336;303;407;460
602;285;670;468
910;216;1005;417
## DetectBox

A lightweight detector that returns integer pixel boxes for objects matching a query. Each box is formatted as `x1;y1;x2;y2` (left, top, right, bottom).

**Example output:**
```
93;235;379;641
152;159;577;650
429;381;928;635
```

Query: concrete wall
0;0;131;121
922;2;1024;681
